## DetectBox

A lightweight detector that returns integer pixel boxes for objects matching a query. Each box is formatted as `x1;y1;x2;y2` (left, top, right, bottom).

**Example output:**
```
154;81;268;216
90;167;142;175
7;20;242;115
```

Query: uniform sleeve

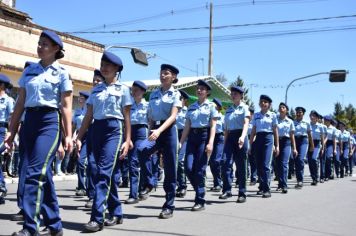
121;86;133;108
252;115;256;127
290;120;295;132
172;91;182;108
18;68;30;88
59;69;73;92
86;89;95;106
306;122;311;132
244;105;250;118
7;97;14;115
210;104;219;119
272;113;278;127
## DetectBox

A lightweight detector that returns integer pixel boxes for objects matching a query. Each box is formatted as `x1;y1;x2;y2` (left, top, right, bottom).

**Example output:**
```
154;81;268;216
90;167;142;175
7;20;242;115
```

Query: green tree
215;73;228;86
333;102;345;118
229;76;254;109
290;106;296;120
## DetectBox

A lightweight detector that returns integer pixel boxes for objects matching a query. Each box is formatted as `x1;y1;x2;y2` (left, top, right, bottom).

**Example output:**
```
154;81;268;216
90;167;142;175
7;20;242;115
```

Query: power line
66;14;356;35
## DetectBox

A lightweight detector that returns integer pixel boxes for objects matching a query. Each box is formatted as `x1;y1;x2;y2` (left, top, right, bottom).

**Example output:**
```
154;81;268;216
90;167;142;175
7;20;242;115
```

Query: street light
105;45;153;66
285;70;348;104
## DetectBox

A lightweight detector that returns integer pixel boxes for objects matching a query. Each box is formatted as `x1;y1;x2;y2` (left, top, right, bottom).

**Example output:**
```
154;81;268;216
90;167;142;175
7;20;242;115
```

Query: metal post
208;2;213;76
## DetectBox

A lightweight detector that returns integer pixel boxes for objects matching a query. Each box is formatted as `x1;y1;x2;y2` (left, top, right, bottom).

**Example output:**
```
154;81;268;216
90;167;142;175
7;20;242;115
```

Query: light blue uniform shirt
252;111;277;133
215;113;224;133
18;61;72;108
0;94;14;122
224;103;249;131
73;107;86;131
321;123;327;138
186;100;218;128
341;130;351;143
176;106;187;130
277;115;295;138
294;119;311;137
248;122;253;136
351;136;356;146
130;99;149;125
310;122;323;140
334;129;342;143
325;125;336;140
87;80;132;120
148;86;182;122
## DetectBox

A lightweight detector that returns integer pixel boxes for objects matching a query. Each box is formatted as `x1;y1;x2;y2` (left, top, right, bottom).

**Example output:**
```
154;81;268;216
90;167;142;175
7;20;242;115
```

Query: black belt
279;136;290;140
0;122;8;128
295;135;307;138
132;124;148;128
191;127;209;134
26;106;59;112
216;132;224;135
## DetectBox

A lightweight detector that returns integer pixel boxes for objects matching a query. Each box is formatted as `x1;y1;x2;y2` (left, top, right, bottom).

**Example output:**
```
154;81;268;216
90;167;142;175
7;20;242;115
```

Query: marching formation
0;30;354;236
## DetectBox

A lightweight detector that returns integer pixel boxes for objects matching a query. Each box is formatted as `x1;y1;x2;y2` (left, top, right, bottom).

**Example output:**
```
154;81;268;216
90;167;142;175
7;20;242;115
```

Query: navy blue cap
230;85;244;93
41;30;63;49
197;79;212;90
132;80;147;91
260;94;272;103
102;51;123;71
212;98;222;108
0;73;11;84
179;90;190;100
93;69;105;80
295;106;306;113
323;115;332;121
310;110;318;117
339;121;346;126
279;102;289;111
79;91;90;98
161;64;179;75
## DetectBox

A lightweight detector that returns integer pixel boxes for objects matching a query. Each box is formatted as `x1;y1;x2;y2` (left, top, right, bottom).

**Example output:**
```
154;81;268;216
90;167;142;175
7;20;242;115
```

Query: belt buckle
155;120;161;125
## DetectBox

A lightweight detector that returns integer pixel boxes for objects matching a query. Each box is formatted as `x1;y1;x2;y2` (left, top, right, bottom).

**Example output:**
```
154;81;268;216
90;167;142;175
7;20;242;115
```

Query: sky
14;0;356;116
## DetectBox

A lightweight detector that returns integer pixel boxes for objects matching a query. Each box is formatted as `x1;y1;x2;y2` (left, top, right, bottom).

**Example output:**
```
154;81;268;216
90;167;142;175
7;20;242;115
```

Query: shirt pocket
42;77;60;101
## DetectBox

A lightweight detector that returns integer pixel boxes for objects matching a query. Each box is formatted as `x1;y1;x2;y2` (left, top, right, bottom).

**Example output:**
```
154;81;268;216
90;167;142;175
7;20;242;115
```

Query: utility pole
208;2;213;76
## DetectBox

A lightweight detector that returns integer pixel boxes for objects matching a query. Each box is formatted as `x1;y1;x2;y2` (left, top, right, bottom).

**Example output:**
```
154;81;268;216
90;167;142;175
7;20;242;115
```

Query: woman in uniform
339;121;351;178
137;64;181;219
293;107;313;189
275;103;297;193
76;51;132;232
333;120;342;178
7;30;73;236
307;110;324;185
249;95;279;198
220;86;249;203
0;73;14;205
179;79;218;211
323;116;336;181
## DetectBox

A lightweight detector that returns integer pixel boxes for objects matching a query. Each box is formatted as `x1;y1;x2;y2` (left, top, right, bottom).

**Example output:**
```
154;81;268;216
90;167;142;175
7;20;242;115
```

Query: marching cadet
76;51;132;232
275;103;297;193
176;90;189;198
220;86;249;203
73;91;90;196
333;120;342;178
318;114;328;183
85;69;104;209
209;98;224;192
349;130;355;176
339;121;351;178
137;64;181;219
0;73;14;205
307;110;324;185
249;95;279;198
179;79;218;211
7;30;73;236
293;107;313;189
323;116;336;181
248;107;258;186
125;80;148;204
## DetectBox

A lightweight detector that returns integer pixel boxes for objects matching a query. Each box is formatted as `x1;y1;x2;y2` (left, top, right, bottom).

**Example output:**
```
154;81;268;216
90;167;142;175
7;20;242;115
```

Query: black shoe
262;191;271;198
140;186;153;196
311;180;318;186
85;199;93;208
219;192;232;199
320;179;324;183
159;209;173;219
295;182;303;189
11;229;33;236
249;181;257;186
256;190;263;195
236;196;246;203
125;198;139;204
75;189;86;197
11;210;24;221
324;178;329;181
281;188;288;194
104;216;123;226
210;186;222;192
84;221;103;232
175;189;186;198
191;203;205;211
120;182;129;188
276;187;282;192
39;227;63;236
0;197;4;205
329;175;334;180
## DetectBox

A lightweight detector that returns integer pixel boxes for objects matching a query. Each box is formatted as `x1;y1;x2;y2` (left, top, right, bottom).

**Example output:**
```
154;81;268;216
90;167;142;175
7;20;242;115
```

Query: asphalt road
1;169;355;236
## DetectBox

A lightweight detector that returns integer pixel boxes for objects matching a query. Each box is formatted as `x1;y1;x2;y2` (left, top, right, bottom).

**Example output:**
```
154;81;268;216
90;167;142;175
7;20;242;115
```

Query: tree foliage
228;76;254;109
333;102;356;131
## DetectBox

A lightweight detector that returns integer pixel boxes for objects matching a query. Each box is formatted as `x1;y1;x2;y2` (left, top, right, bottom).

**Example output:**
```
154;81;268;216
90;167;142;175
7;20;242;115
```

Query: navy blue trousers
275;137;291;189
248;140;257;182
21;110;61;234
0;126;7;193
255;132;273;192
340;142;349;177
325;140;334;179
91;119;123;224
17;124;25;209
295;136;309;182
77;132;87;190
176;129;187;191
222;130;248;196
307;140;321;181
86;125;97;200
333;144;341;177
209;133;224;188
128;124;147;199
138;124;178;211
185;129;209;205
